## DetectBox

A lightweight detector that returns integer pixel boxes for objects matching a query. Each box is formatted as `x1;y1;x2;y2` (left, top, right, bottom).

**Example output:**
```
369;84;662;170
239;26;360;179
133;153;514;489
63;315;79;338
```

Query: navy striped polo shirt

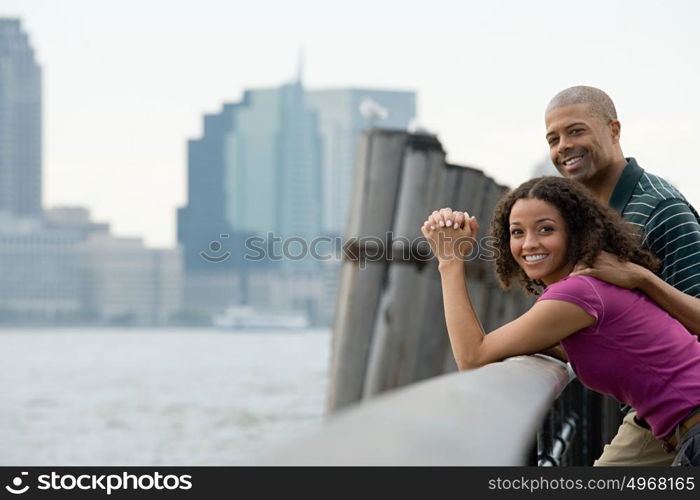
609;158;700;297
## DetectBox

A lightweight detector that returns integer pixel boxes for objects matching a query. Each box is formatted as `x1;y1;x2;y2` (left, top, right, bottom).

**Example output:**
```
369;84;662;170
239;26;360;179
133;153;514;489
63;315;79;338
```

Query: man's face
544;103;620;186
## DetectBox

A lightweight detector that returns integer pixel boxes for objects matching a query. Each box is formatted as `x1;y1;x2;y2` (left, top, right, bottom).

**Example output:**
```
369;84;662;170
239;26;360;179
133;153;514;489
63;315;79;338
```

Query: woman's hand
420;207;479;264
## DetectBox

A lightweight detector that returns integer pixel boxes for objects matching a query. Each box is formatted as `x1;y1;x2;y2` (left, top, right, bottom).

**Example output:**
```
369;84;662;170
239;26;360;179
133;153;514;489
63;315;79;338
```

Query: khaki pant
594;411;674;466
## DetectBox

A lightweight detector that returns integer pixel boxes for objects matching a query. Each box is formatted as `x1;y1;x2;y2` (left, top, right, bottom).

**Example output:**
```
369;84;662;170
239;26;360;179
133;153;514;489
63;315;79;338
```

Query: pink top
537;275;700;439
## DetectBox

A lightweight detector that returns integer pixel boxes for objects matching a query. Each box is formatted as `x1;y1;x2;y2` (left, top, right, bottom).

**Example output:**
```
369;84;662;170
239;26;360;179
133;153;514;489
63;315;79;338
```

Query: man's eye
547;138;558;146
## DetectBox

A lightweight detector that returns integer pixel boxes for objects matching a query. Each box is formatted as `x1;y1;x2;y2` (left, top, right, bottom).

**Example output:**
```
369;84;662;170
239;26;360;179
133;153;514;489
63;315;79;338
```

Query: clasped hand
420;207;480;262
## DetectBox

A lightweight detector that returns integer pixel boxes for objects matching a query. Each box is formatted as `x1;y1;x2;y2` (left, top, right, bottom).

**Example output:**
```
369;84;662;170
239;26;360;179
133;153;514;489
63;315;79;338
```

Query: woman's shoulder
546;275;601;292
544;275;637;302
537;276;606;323
542;275;627;302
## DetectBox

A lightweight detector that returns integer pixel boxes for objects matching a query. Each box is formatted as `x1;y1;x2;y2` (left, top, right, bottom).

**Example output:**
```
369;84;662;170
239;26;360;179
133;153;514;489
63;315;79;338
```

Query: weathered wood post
362;134;448;396
330;130;540;409
326;130;409;410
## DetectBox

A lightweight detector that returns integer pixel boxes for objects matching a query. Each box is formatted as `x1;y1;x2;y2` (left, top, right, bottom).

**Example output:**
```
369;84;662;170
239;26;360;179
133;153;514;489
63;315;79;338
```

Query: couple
421;86;700;466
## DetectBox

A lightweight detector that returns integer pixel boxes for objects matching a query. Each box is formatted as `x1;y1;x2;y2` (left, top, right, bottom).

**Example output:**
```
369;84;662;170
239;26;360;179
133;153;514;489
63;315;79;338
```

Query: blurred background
0;0;698;464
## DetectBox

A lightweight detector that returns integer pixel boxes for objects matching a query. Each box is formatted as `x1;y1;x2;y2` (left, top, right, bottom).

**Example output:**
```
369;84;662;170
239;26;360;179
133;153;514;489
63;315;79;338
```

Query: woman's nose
522;233;539;250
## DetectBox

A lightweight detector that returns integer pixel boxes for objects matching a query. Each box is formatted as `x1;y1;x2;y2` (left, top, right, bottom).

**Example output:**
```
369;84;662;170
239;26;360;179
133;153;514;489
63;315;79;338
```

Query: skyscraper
223;80;322;239
178;77;415;323
177;102;239;273
179;78;323;274
179;83;415;270
0;18;42;216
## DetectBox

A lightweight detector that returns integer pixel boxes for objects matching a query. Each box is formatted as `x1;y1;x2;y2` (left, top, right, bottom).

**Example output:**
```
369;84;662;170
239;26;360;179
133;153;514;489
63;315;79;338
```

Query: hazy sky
2;0;699;247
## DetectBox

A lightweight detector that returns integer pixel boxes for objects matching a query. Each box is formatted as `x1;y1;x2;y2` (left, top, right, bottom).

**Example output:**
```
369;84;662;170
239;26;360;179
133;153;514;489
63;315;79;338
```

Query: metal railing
536;377;624;466
259;354;571;466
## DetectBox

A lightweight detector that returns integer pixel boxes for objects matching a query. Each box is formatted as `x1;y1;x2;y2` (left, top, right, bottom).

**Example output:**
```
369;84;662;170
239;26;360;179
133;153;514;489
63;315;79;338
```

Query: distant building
0;214;84;321
44;206;111;237
81;233;182;326
178;79;324;273
307;88;416;235
178;75;416;325
179;79;416;265
177;103;238;274
0;18;42;216
0;209;182;325
223;81;322;240
0;20;184;326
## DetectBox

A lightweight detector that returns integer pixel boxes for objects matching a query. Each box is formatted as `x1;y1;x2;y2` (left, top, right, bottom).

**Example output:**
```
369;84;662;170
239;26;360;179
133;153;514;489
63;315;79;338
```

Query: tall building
179;83;415;269
307;89;416;235
178;77;416;324
179;78;323;274
0;20;184;326
177;103;238;273
0;18;42;216
223;80;322;239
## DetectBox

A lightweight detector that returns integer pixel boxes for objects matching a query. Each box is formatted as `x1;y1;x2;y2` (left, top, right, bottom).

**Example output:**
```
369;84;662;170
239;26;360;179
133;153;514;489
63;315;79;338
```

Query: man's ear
609;119;621;144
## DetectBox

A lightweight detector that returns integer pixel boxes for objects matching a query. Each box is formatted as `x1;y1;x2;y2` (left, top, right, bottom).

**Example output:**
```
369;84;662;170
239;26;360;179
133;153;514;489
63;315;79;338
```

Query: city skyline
176;79;414;325
1;1;699;247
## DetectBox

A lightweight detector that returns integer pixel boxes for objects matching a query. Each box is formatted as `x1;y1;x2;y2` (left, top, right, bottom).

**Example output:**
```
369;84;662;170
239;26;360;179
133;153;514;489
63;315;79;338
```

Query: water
0;328;331;465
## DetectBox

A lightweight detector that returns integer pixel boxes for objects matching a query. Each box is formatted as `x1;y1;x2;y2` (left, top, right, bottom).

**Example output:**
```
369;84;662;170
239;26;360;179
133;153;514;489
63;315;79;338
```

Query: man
544;86;700;466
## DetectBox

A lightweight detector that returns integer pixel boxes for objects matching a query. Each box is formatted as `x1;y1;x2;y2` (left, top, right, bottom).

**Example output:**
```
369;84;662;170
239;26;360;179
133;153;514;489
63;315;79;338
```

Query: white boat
212;305;310;330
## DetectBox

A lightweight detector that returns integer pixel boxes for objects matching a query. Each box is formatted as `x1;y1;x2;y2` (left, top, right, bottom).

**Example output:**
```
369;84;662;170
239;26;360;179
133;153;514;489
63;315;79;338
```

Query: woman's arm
541;344;569;362
571;252;700;336
422;208;592;370
438;259;591;370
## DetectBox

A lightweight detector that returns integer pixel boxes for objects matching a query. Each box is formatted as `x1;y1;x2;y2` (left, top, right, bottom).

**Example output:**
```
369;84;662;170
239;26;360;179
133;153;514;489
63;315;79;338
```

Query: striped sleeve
643;199;700;297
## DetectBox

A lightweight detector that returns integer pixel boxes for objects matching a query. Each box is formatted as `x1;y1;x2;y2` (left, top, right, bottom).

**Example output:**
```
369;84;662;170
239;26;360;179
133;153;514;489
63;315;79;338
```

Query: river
0;328;331;465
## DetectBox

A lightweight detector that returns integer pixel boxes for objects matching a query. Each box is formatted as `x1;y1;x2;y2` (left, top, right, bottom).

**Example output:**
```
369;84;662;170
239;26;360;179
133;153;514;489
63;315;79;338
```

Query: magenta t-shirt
537;275;700;439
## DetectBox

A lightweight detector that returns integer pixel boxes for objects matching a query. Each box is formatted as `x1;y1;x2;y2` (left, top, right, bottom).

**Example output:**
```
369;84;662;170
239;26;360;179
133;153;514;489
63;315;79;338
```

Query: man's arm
643;198;700;335
636;267;700;336
571;252;700;336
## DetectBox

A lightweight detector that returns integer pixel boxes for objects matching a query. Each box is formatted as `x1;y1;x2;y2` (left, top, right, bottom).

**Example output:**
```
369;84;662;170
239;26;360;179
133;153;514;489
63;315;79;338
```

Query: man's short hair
546;86;618;123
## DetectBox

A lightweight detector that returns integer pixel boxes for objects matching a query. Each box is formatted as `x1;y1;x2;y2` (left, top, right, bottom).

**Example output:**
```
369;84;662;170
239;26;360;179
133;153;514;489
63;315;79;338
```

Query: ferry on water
213;306;310;330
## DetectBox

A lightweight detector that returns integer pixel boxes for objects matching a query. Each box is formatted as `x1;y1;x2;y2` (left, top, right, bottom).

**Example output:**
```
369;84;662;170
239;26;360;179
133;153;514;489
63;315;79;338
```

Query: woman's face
508;198;573;285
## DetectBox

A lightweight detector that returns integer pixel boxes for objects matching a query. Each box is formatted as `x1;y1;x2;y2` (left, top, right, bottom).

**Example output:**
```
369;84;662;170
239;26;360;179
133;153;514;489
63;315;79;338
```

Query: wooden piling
363;135;447;397
330;129;532;410
326;130;409;411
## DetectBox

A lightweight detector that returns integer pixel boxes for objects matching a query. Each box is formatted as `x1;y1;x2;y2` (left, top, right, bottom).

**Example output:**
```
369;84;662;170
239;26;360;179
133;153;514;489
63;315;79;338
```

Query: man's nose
557;135;573;156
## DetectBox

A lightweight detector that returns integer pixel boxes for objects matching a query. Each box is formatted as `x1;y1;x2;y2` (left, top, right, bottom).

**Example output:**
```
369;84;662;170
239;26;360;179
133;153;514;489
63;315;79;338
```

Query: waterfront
0;328;330;465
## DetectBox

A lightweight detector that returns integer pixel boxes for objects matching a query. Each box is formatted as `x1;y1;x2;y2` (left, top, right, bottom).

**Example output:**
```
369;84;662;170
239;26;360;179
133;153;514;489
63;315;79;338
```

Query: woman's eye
539;226;553;233
510;229;522;236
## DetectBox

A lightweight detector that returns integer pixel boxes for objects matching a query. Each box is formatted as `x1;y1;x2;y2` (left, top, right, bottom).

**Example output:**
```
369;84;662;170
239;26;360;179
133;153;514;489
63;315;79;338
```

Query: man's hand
569;251;646;289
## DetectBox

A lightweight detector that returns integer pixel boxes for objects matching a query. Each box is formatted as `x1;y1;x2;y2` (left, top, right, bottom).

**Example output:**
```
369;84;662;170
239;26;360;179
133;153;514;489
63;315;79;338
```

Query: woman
421;176;700;466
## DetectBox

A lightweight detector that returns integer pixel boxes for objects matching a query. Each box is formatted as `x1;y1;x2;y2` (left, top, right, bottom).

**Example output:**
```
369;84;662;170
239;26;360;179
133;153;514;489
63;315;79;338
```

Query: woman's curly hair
490;176;660;295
